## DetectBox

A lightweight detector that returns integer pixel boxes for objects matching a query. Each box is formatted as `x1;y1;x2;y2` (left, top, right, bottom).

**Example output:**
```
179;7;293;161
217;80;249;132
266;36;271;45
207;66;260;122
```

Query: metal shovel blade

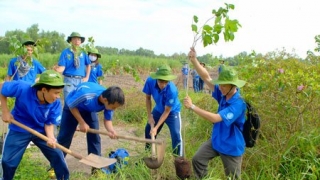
79;153;117;168
143;141;166;169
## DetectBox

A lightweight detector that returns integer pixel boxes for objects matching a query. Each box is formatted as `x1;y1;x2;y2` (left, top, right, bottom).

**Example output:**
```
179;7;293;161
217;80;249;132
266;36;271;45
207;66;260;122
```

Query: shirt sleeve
142;77;152;95
104;109;114;120
34;59;46;74
218;100;245;127
7;58;16;76
58;50;67;66
1;81;25;97
46;100;63;125
165;85;178;108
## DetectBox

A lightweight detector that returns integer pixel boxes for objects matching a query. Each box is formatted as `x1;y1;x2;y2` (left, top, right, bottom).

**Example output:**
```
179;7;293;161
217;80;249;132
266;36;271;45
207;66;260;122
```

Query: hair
33;84;64;91
101;86;125;105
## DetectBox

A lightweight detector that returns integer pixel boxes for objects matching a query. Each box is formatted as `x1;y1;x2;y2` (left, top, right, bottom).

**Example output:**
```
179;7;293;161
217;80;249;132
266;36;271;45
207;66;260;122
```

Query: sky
1;0;320;58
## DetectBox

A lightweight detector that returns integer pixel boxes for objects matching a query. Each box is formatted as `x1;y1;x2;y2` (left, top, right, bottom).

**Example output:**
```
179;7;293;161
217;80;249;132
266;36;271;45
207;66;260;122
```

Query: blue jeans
63;76;82;101
57;105;101;156
193;78;199;92
199;78;204;91
2;129;69;180
145;110;182;156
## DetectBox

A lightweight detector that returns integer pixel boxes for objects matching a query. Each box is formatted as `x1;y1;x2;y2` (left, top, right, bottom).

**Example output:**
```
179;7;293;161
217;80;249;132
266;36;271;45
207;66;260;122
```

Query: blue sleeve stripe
68;93;96;108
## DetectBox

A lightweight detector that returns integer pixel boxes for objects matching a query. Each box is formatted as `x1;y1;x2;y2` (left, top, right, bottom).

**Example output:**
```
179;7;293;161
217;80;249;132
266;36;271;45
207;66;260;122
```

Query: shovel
10;119;116;168
86;127;165;169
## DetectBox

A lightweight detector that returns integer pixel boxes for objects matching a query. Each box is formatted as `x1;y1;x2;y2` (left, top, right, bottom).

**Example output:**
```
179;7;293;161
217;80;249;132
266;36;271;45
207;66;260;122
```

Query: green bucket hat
212;65;246;87
67;32;85;43
32;70;65;87
88;48;101;58
150;65;177;81
22;40;36;46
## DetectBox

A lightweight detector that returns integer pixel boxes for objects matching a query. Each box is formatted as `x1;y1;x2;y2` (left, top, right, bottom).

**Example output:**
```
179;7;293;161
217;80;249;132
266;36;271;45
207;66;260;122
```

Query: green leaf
213;34;219;43
215;16;222;24
213;24;223;34
202;34;213;47
229;4;235;10
191;24;198;32
203;25;213;33
193;15;198;23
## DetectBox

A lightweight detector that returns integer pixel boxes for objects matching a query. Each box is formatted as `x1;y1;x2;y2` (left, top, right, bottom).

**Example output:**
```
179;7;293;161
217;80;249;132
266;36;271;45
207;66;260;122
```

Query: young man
218;60;225;74
191;68;200;93
56;82;125;173
53;32;91;100
0;70;69;180
181;63;189;90
6;40;46;82
184;48;246;179
143;65;183;156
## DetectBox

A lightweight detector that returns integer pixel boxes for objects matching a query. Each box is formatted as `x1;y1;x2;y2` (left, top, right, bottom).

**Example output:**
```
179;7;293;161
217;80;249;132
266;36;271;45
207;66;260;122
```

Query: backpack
242;101;261;148
102;148;129;174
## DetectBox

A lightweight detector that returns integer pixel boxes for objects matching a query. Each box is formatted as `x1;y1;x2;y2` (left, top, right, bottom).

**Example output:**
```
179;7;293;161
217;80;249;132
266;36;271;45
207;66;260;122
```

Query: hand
47;137;57;148
108;130;117;139
2;111;13;123
148;115;155;126
53;65;59;72
188;47;197;61
183;96;193;109
150;126;158;137
82;77;89;82
78;122;89;133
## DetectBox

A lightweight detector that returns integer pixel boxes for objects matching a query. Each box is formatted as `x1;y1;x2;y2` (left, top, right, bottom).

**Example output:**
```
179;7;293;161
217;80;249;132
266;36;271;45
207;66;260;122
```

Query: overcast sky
1;0;320;58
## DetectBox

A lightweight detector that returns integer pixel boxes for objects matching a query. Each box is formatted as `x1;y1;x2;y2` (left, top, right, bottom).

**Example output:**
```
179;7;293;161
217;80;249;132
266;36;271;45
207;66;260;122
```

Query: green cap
32;70;65;87
212;65;246;87
150;65;177;81
22;40;36;46
67;32;85;43
88;48;101;58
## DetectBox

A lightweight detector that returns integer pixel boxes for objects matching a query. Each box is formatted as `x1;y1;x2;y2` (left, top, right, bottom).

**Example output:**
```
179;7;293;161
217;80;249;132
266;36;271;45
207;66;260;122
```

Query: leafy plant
191;3;241;47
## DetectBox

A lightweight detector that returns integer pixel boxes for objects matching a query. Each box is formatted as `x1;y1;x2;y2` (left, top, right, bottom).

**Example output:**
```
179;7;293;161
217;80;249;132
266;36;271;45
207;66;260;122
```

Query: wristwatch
190;104;195;110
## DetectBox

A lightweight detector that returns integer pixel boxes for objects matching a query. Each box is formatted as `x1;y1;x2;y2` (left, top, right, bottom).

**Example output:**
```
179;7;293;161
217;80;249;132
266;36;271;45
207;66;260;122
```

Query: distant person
143;65;183;156
218;60;225;74
56;82;125;174
0;70;69;180
185;47;246;179
88;48;103;84
191;68;200;93
199;62;206;92
53;32;91;100
6;40;46;82
181;63;189;89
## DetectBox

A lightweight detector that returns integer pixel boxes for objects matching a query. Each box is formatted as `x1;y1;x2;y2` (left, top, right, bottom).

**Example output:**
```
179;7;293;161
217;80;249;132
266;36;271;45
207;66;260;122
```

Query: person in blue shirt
184;48;246;179
88;48;103;84
181;63;189;90
6;40;46;82
143;65;183;156
0;70;69;180
53;32;91;100
218;60;225;74
56;82;125;174
199;62;206;92
191;68;200;93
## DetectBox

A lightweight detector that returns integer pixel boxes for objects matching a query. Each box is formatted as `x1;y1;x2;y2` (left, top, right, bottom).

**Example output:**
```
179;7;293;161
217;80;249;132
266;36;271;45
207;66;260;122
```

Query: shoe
47;168;56;179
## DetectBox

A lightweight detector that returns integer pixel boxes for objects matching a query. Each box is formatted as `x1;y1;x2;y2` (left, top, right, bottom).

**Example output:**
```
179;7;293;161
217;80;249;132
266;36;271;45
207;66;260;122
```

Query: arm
150;106;171;135
183;96;222;123
0;83;12;123
5;75;12;82
69;107;89;132
103;120;117;139
53;65;65;73
188;47;215;91
82;65;91;82
44;124;57;148
146;95;154;125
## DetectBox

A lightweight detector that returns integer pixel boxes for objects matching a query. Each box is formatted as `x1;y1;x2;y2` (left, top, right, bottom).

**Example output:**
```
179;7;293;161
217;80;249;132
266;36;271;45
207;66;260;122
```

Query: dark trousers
57;106;101;156
2;129;69;180
145;110;182;156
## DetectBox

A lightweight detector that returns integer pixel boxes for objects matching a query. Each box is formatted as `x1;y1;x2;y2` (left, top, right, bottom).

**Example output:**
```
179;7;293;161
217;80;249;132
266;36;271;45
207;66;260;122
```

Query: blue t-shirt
65;82;113;120
211;84;246;156
1;81;62;133
7;57;46;83
142;77;181;114
181;67;188;75
58;48;91;77
88;64;103;83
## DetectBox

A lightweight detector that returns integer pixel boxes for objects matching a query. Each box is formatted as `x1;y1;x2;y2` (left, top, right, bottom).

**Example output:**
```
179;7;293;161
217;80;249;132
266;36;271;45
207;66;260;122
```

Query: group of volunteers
0;32;247;180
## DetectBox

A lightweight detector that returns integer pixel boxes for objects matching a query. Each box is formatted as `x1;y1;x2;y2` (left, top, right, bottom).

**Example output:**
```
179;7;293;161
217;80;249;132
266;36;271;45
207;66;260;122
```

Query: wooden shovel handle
10;119;83;160
150;124;156;160
87;128;163;145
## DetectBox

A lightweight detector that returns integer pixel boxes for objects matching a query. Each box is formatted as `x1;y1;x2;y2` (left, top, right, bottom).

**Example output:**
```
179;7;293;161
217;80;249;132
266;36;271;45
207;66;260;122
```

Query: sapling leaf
191;24;198;32
203;25;213;32
213;34;219;43
193;15;198;23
